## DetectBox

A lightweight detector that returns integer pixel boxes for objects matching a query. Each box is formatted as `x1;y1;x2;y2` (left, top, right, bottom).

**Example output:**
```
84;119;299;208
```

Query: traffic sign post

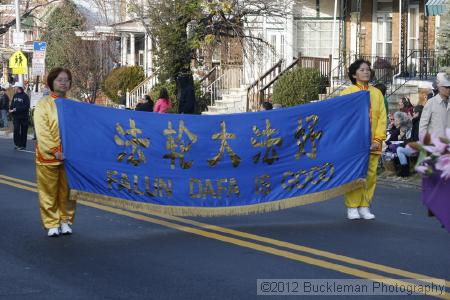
9;50;28;75
32;41;47;77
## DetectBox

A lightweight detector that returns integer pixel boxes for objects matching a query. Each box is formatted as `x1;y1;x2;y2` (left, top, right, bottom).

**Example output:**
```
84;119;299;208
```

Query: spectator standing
9;82;30;150
419;75;450;138
153;88;171;113
399;97;414;117
117;90;126;107
0;88;10;128
373;83;389;116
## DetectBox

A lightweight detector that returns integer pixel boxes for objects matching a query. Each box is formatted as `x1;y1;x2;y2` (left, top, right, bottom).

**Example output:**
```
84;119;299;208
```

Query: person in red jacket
153;87;171;113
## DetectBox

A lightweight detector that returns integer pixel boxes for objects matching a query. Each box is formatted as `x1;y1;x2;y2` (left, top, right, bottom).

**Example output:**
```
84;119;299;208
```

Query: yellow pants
345;154;380;208
36;164;76;229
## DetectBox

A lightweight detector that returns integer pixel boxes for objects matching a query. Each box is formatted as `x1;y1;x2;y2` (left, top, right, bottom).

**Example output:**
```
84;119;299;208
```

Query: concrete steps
202;87;247;115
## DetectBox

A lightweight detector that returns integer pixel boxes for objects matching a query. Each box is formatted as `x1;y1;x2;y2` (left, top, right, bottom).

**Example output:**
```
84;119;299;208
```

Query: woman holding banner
34;68;76;237
341;59;387;220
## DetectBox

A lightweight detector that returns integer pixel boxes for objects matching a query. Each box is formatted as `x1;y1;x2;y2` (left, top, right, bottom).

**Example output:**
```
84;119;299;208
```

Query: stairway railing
246;59;284;112
203;65;244;107
247;55;332;111
126;72;159;109
387;50;422;99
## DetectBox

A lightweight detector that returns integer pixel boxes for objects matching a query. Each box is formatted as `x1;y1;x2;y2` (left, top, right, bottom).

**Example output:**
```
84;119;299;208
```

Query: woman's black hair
47;67;72;92
348;59;371;84
374;83;387;96
159;87;169;100
144;95;152;102
262;101;273;110
401;97;413;108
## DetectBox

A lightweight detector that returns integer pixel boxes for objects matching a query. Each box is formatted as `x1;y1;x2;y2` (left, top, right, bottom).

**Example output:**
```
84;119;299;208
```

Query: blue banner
57;91;371;216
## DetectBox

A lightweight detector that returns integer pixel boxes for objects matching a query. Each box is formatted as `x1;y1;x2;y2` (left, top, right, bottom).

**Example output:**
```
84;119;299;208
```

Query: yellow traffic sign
12;67;28;75
9;50;28;70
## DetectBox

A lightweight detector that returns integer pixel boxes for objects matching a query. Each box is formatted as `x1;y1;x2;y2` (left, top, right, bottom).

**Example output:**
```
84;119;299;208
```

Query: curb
377;176;421;190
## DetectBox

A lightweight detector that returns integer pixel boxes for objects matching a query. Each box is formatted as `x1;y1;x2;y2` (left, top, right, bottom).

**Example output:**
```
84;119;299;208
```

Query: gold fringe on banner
70;179;366;217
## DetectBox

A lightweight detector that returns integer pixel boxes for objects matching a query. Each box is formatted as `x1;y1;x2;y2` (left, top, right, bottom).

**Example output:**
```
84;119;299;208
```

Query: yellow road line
78;199;450;300
1;175;448;298
0;174;37;187
0;179;37;192
145;212;450;289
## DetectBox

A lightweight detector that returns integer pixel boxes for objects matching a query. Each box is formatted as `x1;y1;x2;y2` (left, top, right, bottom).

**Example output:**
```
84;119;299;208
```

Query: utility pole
14;0;24;84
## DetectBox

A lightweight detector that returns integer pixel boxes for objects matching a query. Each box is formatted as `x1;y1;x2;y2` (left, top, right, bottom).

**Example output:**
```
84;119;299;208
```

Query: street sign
33;41;47;52
12;32;25;46
32;41;47;77
9;50;28;74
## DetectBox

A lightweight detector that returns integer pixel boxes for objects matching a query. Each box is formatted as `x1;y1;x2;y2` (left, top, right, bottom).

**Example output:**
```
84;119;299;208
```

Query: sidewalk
378;172;421;190
0;128;13;139
0;128;34;140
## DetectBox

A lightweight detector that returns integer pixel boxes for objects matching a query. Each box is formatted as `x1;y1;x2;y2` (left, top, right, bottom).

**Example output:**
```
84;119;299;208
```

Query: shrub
102;66;145;103
194;80;208;114
272;68;326;107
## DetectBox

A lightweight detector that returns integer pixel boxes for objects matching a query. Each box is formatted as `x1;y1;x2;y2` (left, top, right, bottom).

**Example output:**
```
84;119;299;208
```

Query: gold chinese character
251;119;282;165
114;119;150;166
295;115;322;160
163;120;198;169
208;121;241;167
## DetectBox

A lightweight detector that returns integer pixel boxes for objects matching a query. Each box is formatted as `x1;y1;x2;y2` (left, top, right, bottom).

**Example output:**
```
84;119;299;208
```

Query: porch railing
202;65;244;107
246;59;284;112
246;55;332;111
325;49;443;99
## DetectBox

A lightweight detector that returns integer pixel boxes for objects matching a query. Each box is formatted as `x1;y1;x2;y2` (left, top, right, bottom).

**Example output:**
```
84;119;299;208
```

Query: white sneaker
60;222;72;235
358;207;375;220
47;227;60;237
347;208;360;220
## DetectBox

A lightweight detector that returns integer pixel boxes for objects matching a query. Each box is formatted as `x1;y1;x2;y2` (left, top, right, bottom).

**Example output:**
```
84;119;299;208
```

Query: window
377;1;393;12
375;15;392;57
295;20;339;58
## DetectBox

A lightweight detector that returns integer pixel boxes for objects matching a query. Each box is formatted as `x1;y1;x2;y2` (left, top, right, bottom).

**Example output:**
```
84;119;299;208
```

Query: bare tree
127;0;293;113
0;0;60;36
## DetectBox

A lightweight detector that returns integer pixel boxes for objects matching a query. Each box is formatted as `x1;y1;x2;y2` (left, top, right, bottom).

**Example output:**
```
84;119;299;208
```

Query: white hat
12;82;24;89
436;72;449;82
438;76;450;87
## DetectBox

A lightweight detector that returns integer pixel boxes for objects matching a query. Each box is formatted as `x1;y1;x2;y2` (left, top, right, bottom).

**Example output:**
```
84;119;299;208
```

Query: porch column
121;34;128;66
147;35;153;74
285;2;294;65
143;33;148;76
129;33;135;66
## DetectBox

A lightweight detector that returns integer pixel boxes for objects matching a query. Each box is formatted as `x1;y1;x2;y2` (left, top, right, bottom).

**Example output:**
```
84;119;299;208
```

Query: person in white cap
419;73;450;138
9;82;30;150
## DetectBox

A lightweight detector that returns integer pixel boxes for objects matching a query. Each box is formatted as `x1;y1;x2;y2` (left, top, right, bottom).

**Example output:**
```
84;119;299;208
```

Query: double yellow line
0;173;448;299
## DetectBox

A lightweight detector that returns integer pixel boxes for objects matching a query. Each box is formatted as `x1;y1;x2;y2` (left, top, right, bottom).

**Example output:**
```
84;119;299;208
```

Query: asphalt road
0;138;449;300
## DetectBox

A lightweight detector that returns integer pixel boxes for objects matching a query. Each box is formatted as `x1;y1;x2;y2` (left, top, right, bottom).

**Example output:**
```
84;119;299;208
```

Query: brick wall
343;1;437;56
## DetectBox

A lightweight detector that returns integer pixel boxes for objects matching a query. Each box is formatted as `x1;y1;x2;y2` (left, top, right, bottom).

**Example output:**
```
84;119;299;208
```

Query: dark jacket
135;101;153;112
405;117;420;145
10;92;30;119
0;94;9;110
386;126;399;143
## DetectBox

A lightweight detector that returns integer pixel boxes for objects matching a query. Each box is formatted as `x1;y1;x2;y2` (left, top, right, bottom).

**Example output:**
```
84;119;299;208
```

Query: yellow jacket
341;84;387;154
34;95;65;165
